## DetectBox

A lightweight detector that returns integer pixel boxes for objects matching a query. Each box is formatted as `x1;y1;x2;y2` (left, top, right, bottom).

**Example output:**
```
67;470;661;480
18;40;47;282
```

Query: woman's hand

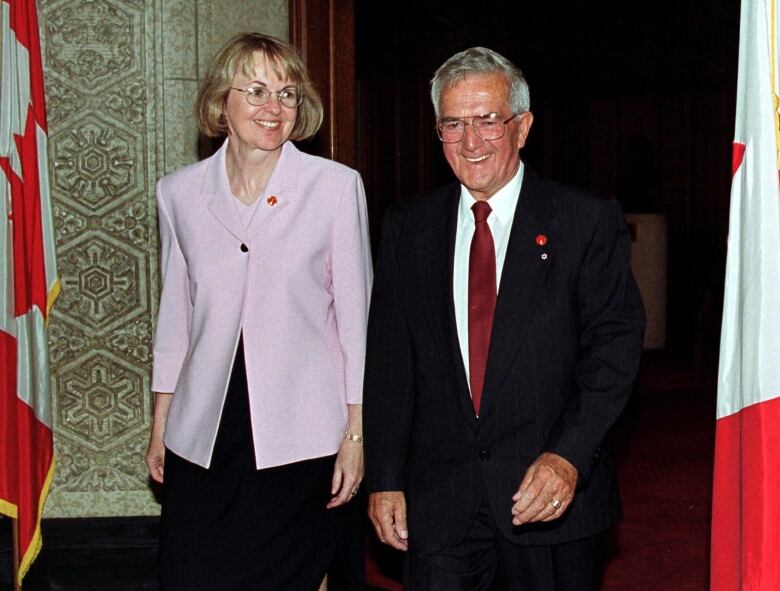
327;436;364;508
328;404;363;508
146;435;166;483
146;392;173;484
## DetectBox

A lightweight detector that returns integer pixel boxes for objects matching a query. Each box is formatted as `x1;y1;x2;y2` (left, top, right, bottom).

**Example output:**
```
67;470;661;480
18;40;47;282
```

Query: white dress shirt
453;162;524;387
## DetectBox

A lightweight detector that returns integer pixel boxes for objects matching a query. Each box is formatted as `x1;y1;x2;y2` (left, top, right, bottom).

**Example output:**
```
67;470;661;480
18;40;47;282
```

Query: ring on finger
350;489;359;497
550;498;562;510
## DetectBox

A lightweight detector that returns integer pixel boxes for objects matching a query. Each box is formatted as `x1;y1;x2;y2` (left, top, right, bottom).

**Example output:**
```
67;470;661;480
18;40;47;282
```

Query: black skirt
159;338;340;590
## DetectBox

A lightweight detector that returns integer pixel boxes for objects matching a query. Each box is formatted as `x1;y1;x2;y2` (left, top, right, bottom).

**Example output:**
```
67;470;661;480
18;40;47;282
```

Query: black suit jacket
364;168;646;549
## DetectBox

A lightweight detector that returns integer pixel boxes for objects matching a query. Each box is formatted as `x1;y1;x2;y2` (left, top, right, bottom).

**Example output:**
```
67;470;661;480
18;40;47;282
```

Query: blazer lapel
204;141;247;243
422;185;481;427
442;188;479;427
244;141;296;235
411;184;477;427
478;168;557;419
205;140;296;242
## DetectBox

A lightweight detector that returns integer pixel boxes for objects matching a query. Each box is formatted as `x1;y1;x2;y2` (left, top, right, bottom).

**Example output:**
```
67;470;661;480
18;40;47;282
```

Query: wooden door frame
289;0;356;168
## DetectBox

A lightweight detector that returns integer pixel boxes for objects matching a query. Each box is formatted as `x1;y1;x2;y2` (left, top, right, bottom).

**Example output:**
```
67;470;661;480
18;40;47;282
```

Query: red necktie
468;201;496;416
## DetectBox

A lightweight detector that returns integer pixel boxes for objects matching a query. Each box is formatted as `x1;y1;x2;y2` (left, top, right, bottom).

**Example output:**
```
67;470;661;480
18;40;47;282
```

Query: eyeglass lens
437;114;512;143
243;86;301;108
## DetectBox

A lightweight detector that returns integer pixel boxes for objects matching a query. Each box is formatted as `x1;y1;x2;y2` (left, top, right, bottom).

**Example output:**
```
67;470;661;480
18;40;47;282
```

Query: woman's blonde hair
195;32;323;140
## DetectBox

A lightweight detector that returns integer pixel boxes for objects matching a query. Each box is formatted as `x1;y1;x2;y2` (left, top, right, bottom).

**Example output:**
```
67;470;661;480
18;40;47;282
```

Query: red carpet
365;353;715;590
602;354;714;590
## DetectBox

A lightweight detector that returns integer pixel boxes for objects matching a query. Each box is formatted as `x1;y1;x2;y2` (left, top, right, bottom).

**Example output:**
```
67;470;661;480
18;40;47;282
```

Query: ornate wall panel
40;0;289;517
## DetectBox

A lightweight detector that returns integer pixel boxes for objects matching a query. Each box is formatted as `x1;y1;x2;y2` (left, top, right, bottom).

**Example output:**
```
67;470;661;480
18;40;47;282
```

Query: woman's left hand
327;436;364;509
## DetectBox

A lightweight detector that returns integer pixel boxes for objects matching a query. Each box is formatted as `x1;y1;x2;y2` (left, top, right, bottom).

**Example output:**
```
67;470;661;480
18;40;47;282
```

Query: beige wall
41;0;288;518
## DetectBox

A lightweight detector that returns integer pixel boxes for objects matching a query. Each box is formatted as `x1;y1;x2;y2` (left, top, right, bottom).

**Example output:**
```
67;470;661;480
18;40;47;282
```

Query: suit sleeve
331;171;373;405
151;180;192;394
544;198;645;482
364;207;417;492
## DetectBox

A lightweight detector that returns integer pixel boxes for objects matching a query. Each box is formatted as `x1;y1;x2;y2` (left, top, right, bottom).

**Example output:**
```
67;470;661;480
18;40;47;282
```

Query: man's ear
516;111;534;149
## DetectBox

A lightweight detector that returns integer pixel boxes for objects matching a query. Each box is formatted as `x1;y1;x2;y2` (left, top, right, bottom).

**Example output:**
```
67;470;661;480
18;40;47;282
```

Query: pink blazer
151;140;372;469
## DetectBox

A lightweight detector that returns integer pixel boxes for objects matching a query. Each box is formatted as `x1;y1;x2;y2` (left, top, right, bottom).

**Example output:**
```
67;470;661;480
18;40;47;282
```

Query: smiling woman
195;33;322;142
146;32;372;590
222;53;299;164
193;33;324;205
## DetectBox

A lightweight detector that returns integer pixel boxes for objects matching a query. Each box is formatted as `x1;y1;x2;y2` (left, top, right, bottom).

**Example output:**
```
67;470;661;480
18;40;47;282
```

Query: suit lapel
478;168;557;420
442;188;478;426
204;141;246;243
244;141;296;236
415;184;477;427
205;140;296;242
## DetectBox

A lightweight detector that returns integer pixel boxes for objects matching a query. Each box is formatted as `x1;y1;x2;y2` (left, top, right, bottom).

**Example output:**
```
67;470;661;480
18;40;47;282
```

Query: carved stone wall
41;0;288;518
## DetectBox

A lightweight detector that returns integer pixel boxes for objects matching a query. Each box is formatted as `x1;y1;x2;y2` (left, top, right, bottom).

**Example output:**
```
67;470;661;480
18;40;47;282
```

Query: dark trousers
159;338;340;590
405;504;607;591
331;493;367;589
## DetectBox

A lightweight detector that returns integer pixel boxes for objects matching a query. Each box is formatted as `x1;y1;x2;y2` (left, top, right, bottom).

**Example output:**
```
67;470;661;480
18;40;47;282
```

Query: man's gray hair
430;47;530;118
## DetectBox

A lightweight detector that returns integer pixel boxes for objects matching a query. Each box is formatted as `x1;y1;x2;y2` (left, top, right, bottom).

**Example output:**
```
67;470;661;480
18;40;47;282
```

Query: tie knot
471;201;492;223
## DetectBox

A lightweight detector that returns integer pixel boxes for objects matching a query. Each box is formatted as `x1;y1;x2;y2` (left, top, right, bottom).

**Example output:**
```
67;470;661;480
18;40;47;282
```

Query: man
364;47;645;590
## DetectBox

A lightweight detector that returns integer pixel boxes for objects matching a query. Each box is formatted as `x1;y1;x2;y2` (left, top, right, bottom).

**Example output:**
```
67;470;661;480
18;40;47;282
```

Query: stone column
40;0;287;518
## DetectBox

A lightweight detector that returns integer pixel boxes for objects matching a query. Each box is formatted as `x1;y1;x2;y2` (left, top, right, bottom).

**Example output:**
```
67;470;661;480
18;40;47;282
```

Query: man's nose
462;122;484;150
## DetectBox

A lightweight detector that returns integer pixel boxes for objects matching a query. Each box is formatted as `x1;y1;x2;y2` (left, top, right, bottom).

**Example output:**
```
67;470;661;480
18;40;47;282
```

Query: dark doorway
354;0;738;361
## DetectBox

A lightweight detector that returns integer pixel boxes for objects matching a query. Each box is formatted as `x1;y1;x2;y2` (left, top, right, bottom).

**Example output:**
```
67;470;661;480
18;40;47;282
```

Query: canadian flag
711;0;780;589
0;0;59;586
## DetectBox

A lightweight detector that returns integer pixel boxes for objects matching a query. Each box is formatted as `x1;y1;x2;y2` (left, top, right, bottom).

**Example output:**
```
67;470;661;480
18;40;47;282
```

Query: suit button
240;243;248;252
479;449;490;461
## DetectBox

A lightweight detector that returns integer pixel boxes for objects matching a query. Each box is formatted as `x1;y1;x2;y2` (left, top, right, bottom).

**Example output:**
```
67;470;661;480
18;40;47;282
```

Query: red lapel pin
535;234;547;246
266;195;278;206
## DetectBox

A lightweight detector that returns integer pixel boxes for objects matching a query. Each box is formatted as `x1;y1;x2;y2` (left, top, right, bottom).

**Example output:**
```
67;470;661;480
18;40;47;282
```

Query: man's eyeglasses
435;112;520;143
230;85;303;108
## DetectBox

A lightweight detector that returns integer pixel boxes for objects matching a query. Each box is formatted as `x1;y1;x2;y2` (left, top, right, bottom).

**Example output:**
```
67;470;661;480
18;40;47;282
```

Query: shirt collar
457;161;525;224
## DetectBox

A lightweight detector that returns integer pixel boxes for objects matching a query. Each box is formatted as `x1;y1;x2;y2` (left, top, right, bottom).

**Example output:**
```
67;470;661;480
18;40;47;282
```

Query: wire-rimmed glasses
230;85;303;108
436;112;520;143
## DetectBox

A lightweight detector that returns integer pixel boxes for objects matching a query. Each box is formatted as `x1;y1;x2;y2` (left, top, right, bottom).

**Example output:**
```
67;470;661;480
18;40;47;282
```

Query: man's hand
368;491;409;551
511;452;578;526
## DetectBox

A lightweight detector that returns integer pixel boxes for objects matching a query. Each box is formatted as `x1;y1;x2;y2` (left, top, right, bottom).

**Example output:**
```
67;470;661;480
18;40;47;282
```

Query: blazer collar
438;169;559;425
477;166;557;420
421;183;484;428
443;185;482;426
204;139;300;241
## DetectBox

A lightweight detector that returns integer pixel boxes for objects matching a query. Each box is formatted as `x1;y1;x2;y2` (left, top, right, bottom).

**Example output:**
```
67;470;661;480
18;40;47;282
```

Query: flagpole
11;517;20;591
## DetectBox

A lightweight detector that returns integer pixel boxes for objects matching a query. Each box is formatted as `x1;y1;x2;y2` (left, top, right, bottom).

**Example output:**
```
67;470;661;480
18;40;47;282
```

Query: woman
145;32;371;590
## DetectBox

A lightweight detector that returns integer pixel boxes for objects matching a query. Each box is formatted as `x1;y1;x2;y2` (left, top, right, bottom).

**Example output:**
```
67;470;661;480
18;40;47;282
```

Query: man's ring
350;489;358;497
550;498;562;510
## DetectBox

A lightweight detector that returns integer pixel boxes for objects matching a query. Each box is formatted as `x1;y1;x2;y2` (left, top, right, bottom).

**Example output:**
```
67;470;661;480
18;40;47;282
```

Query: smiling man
364;47;646;590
